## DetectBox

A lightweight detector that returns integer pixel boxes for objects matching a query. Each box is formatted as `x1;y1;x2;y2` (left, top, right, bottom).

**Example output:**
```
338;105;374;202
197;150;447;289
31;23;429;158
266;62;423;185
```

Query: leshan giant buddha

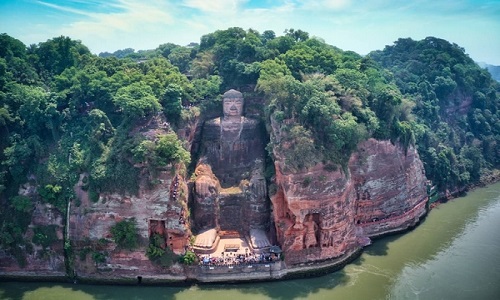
192;90;270;247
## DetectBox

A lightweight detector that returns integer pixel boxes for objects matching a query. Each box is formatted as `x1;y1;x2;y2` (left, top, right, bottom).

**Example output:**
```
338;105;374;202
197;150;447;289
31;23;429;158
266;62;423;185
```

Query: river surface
2;182;500;300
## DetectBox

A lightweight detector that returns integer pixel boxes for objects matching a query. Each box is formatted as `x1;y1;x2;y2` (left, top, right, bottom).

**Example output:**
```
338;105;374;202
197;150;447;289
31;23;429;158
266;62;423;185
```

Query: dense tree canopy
370;37;499;189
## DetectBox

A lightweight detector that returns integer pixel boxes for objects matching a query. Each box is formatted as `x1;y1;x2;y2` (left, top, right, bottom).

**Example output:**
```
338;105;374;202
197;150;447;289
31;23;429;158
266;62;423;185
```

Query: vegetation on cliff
370;37;499;189
110;218;139;250
0;29;498;265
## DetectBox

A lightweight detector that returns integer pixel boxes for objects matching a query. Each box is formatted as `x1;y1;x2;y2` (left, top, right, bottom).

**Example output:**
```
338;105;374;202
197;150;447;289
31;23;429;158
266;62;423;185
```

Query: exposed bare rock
271;163;358;265
271;138;428;265
177;107;201;151
69;166;191;276
351;139;428;236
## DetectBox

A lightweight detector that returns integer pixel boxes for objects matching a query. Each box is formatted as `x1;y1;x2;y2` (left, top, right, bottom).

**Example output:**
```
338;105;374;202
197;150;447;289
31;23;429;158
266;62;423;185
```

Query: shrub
146;233;179;267
10;195;32;213
92;251;107;267
32;225;58;249
302;176;312;187
181;250;197;265
110;218;138;249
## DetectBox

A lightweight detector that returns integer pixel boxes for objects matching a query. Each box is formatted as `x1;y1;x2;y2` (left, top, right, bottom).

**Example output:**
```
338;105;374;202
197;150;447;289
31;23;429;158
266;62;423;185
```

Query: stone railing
185;261;284;282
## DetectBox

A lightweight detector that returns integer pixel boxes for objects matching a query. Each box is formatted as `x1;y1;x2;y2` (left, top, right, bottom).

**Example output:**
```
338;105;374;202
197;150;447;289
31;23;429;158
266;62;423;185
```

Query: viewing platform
192;228;278;267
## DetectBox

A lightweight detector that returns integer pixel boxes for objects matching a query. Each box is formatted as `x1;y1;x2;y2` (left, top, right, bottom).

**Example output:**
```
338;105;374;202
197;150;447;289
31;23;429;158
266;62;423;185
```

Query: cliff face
69;168;190;276
271;138;428;265
271;163;359;264
67;116;192;277
351;139;428;236
0;184;65;275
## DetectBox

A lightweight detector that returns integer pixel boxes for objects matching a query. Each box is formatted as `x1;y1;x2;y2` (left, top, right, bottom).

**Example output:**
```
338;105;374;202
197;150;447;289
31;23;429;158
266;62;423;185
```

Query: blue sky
1;0;499;64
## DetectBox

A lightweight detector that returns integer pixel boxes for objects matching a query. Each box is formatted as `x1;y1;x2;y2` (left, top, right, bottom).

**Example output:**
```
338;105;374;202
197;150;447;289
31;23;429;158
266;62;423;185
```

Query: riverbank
0;247;364;285
0;235;399;285
0;204;427;286
431;169;500;208
0;206;426;285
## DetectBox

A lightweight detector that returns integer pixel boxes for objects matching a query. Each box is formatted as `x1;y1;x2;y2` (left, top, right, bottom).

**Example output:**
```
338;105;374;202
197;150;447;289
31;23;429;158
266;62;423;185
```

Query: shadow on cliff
193;270;350;299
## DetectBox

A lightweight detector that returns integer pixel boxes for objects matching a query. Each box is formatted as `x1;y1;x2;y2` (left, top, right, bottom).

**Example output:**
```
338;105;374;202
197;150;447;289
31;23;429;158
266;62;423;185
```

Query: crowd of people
198;251;277;267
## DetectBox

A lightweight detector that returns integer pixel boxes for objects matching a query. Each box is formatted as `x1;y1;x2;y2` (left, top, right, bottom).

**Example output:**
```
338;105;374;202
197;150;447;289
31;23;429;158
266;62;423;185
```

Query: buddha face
223;96;244;117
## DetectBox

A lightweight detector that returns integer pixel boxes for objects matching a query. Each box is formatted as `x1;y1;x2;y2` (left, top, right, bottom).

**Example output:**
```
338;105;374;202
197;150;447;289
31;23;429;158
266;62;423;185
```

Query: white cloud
170;0;299;41
5;0;498;63
36;0;93;16
52;0;175;51
181;0;246;13
298;0;351;11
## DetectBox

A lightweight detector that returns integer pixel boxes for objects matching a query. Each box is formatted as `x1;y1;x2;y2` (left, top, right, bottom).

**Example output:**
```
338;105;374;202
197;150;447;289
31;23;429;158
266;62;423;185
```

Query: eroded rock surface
271;138;428;265
352;139;428;237
69;169;190;276
68;115;191;277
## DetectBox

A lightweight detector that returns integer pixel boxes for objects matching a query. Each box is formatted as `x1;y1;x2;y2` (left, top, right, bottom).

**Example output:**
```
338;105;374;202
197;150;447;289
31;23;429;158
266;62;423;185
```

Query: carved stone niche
303;213;321;249
149;219;167;248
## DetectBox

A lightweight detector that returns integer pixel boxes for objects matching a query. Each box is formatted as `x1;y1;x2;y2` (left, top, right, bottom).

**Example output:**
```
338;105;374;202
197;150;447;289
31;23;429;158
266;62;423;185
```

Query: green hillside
370;37;499;189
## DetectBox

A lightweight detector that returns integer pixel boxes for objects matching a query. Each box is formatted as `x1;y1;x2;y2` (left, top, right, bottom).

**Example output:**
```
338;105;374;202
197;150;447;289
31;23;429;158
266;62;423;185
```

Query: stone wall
192;261;283;282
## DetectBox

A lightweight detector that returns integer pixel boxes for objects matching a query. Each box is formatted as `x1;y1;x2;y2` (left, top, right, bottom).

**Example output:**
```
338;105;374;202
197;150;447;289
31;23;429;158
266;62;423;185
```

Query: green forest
1;28;499;263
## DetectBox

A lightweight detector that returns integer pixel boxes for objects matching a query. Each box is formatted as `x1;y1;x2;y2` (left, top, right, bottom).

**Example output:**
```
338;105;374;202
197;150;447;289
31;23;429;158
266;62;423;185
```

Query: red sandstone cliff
271;138;428;265
67;116;192;278
67;166;190;278
352;140;428;237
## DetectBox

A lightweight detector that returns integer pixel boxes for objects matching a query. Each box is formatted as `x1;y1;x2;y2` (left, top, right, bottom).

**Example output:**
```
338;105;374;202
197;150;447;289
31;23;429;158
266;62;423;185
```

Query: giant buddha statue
201;89;265;187
192;90;269;247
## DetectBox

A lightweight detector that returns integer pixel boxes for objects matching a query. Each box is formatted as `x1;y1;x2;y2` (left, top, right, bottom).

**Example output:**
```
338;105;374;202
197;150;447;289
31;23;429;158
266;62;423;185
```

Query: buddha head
222;89;244;118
